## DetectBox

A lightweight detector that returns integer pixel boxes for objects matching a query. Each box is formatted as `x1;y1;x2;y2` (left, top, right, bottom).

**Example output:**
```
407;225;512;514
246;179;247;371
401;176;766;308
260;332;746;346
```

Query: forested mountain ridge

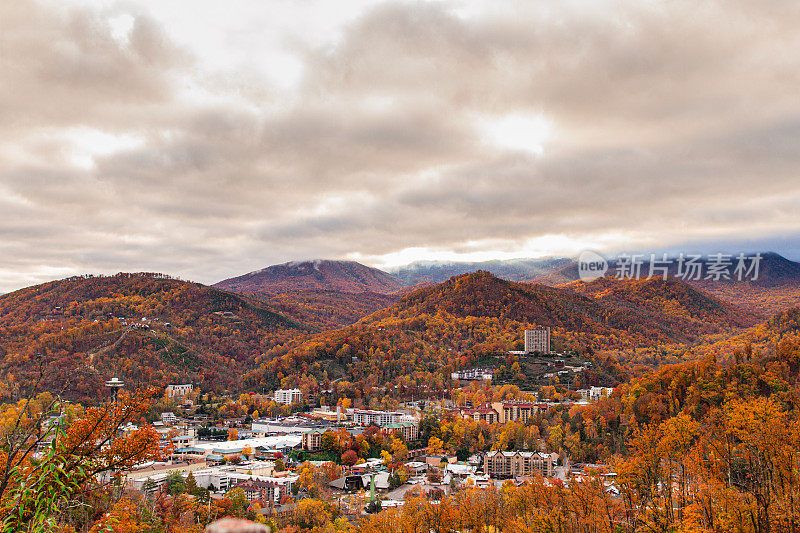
0;268;784;403
373;271;752;341
536;252;800;316
565;276;757;333
0;273;309;401
249;289;399;330
214;259;404;295
389;257;573;285
247;271;757;396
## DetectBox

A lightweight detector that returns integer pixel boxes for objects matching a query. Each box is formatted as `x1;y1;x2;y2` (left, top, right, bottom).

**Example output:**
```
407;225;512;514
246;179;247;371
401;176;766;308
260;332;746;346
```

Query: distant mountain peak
389;256;573;285
215;259;403;295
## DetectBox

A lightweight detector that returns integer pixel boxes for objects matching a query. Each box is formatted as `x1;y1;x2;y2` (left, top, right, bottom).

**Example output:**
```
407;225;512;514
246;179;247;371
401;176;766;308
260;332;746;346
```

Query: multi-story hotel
382;421;419;442
456;402;544;425
491;402;540;424
274;388;302;405
483;451;555;478
451;367;494;381
301;429;325;451
352;409;403;426
165;384;193;398
524;327;551;354
229;478;293;505
456;407;500;424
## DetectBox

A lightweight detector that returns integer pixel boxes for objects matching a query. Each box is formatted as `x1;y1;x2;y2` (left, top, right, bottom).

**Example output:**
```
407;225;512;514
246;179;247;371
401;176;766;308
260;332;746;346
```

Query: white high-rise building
274;388;302;405
524;327;550;354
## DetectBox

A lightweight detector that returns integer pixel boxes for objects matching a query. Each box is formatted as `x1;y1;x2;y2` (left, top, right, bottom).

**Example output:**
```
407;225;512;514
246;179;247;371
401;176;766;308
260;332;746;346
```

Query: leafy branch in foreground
0;389;162;532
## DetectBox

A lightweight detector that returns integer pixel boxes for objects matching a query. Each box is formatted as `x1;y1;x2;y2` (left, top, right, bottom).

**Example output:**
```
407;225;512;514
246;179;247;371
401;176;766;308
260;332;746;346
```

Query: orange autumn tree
88;497;144;533
0;388;162;532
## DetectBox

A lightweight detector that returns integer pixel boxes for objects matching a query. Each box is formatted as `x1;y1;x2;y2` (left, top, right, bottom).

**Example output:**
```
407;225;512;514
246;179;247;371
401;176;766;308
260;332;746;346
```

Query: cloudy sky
2;0;800;292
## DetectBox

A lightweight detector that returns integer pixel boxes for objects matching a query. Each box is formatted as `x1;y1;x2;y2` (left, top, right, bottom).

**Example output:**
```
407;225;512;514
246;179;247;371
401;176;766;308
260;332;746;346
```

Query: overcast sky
2;0;800;292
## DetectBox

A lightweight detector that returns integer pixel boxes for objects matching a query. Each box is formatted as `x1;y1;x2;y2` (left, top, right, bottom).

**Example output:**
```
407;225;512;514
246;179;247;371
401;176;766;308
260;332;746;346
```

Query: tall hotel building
524;327;551;354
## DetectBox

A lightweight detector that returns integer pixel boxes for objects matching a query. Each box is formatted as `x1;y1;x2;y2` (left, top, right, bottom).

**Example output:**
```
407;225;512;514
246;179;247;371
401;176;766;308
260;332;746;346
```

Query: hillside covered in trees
357;315;800;532
246;271;760;400
0;273;309;402
0;269;788;404
537;252;800;317
251;289;399;330
214;260;404;295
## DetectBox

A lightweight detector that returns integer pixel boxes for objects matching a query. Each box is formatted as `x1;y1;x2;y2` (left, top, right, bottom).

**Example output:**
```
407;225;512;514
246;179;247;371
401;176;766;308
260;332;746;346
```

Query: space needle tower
105;376;124;402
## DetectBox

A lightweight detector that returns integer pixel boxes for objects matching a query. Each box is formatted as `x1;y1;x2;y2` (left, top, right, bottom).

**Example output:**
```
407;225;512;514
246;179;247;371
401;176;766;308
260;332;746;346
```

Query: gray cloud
2;0;800;292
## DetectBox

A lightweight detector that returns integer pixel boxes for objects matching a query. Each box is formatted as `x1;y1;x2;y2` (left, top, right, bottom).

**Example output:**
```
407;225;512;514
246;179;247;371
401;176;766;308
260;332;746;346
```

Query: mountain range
215;253;800;319
389;257;574;285
214;260;404;294
1;252;799;399
537;252;800;316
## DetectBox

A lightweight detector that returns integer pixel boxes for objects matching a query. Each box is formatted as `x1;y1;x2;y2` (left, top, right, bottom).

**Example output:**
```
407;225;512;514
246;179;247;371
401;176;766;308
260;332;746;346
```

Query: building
194;434;302;459
260;502;297;519
171;432;194;448
251;418;333;437
170;446;205;461
451;367;494;381
166;384;193;398
578;386;614;402
456;407;500;424
524;327;551;354
309;406;348;422
426;455;457;467
483;451;555;478
274;389;302;405
491;402;540;424
352;409;403;426
180;466;297;497
160;412;179;425
301;429;326;451
382;421;419;442
404;461;428;475
230;479;287;506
